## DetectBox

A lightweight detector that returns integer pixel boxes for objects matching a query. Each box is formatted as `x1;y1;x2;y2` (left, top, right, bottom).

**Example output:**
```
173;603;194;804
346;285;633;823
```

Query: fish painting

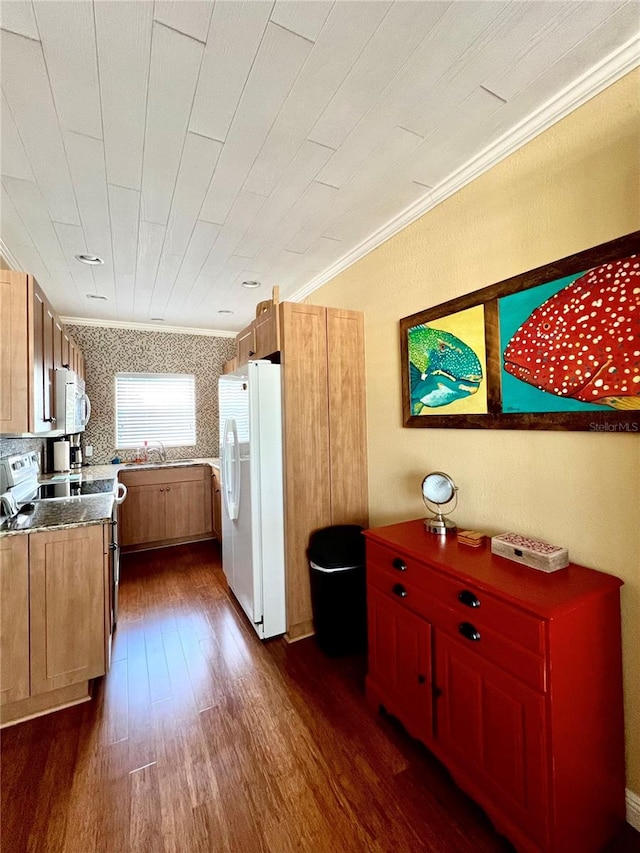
503;256;640;409
409;324;483;412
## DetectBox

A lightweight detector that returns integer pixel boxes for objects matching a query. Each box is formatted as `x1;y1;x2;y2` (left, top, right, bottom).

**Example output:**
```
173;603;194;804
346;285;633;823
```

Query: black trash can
308;525;367;656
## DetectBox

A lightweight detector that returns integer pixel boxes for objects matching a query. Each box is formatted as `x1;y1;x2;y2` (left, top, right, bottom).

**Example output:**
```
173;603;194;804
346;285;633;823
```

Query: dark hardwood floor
1;541;637;853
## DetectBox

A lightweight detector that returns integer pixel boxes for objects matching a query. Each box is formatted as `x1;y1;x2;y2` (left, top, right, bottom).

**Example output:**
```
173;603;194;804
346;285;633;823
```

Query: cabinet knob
417;674;426;684
458;590;480;608
392;558;407;572
248;350;255;357
459;622;481;642
392;583;408;598
166;487;170;492
160;488;164;492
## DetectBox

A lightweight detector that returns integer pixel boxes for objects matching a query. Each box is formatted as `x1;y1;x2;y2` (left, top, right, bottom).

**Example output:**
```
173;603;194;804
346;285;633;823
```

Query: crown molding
60;316;237;338
289;32;640;303
0;238;21;271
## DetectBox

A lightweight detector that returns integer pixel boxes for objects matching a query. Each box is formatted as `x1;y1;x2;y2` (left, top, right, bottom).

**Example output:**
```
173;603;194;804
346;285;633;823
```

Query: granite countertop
0;494;114;537
1;458;221;537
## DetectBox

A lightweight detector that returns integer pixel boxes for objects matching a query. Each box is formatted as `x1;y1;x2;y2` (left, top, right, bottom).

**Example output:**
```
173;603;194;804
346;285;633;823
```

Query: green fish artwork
408;324;483;413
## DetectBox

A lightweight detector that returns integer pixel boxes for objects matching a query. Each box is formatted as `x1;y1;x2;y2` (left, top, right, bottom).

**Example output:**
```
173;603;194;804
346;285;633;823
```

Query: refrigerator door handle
222;417;240;520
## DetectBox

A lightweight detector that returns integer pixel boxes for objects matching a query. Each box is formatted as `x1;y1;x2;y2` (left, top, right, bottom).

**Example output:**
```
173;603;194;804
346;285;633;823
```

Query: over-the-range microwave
54;368;91;433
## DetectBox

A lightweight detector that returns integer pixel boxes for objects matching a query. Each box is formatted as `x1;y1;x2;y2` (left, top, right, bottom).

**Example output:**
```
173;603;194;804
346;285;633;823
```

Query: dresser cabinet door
435;632;548;847
368;586;433;744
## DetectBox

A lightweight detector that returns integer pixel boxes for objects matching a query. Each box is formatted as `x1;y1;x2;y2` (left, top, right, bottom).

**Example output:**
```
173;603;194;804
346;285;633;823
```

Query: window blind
115;373;196;448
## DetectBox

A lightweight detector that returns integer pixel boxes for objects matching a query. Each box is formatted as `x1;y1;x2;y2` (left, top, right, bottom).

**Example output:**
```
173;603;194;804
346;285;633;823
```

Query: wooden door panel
0;536;30;705
119;484;165;546
326;308;368;527
30;526;105;694
43;304;55;425
280;302;331;639
254;306;279;358
0;272;29;433
164;479;210;540
32;286;46;431
236;323;255;366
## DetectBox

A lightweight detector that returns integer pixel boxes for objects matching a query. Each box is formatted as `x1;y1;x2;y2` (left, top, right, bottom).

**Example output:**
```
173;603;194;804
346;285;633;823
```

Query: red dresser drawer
367;541;545;656
367;562;546;692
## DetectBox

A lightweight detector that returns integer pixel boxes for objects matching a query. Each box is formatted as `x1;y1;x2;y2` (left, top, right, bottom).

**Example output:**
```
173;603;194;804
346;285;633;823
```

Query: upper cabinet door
0;271;29;434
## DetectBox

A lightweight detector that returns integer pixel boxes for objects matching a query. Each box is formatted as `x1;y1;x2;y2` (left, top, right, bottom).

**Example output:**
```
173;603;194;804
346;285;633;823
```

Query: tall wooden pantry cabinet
279;303;368;641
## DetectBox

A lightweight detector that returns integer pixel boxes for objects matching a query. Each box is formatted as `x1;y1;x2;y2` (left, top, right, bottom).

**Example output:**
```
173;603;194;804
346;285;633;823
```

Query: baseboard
627;788;640;832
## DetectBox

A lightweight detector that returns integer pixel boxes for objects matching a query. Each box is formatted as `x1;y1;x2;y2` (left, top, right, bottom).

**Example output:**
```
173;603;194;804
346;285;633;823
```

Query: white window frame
115;372;196;449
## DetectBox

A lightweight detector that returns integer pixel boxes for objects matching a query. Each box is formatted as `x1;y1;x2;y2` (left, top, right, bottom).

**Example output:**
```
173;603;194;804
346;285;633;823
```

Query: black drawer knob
458;590;480;608
392;558;407;572
459;622;481;642
392;583;408;598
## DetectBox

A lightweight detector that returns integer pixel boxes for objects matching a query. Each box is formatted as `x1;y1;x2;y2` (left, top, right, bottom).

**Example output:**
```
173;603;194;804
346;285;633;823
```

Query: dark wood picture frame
400;230;640;431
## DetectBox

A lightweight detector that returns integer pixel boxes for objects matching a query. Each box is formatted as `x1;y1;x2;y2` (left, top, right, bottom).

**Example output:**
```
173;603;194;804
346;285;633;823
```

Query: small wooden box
491;533;569;572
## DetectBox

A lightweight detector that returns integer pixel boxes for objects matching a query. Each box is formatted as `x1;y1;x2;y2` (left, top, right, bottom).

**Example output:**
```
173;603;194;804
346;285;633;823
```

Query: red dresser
364;519;625;853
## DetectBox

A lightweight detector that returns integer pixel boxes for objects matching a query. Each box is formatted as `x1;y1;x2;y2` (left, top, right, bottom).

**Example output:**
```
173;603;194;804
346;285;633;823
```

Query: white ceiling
1;1;639;334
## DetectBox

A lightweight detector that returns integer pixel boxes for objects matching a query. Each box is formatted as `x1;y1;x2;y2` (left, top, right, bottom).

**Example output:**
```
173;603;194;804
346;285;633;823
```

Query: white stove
0;452;118;518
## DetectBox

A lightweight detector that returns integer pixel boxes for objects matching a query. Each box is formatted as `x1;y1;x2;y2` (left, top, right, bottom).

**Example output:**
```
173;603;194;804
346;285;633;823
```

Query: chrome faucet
145;439;166;463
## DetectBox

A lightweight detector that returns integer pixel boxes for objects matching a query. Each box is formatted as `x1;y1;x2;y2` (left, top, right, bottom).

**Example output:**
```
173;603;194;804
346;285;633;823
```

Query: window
115;373;196;449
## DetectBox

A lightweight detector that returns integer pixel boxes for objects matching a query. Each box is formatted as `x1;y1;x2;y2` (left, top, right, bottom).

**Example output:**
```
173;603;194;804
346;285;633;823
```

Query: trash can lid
308;524;365;569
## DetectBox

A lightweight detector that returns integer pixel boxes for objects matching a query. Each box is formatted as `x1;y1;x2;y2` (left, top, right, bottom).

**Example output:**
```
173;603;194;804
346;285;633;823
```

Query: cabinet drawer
367;541;544;656
368;564;546;693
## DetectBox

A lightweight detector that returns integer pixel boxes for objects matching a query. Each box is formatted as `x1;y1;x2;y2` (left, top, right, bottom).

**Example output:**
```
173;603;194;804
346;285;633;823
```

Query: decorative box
491;533;569;572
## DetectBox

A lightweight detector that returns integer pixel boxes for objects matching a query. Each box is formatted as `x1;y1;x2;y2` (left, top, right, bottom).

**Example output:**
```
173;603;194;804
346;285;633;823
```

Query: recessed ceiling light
86;293;108;300
75;254;104;265
241;280;261;289
218;309;234;314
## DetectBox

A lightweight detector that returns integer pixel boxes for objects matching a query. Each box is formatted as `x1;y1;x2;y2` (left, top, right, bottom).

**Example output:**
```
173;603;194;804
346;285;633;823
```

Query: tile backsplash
65;325;236;465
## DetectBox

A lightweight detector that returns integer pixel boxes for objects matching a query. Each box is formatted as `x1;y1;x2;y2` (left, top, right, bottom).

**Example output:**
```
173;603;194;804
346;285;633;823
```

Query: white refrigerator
218;361;286;639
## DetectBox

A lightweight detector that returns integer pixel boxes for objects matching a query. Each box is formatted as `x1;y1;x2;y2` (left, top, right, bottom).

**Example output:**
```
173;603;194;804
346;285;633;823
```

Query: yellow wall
311;70;640;795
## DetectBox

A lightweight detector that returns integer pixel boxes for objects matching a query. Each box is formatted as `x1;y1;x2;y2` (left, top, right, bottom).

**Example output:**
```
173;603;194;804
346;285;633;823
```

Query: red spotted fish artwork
501;256;640;412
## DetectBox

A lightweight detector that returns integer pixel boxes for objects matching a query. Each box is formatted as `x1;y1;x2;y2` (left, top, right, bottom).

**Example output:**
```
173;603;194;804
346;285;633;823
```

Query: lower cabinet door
119;483;166;546
0;536;30;705
29;526;106;695
164;479;210;540
367;586;433;744
435;632;548;847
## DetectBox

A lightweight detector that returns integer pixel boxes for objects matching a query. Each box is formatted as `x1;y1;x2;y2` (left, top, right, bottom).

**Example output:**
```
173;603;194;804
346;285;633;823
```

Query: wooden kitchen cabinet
235;299;280;368
29;525;106;695
280;303;368;640
0;536;30;707
0;524;109;727
119;465;213;551
364;521;625;853
236;323;256;366
211;467;222;540
253;304;280;359
0;270;86;435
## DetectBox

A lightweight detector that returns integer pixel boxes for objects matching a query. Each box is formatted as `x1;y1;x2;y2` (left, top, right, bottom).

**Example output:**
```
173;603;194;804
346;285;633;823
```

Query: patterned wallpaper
66;325;236;465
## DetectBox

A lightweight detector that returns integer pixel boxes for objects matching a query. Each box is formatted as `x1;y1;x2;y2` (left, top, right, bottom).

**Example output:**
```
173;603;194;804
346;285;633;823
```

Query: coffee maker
69;433;83;469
